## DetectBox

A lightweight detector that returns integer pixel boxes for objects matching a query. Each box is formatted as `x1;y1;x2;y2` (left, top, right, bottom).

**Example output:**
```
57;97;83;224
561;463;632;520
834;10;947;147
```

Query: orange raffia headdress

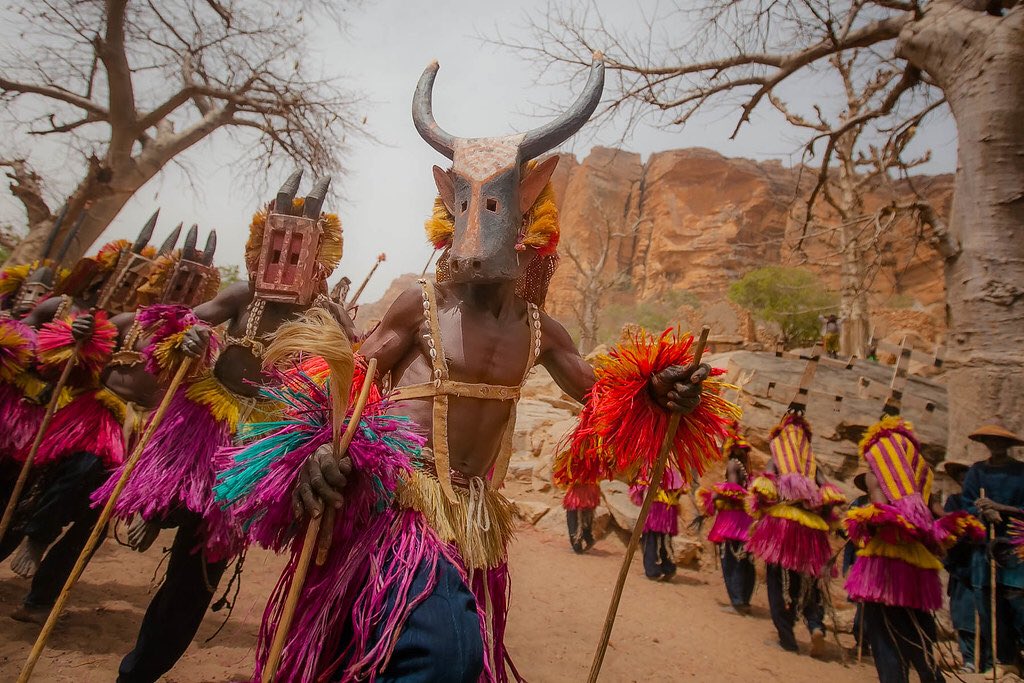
769;412;816;479
244;197;343;281
859;415;932;504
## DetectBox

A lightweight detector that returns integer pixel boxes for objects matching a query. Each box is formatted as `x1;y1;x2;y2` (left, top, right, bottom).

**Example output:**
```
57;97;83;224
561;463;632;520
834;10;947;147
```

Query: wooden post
18;358;192;682
0;353;78;540
261;357;378;683
587;327;709;683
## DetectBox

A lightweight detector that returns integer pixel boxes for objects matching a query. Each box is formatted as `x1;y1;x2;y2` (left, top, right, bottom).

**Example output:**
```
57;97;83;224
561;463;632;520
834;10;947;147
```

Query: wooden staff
18;358;193;683
0;351;78;540
587;326;710;683
983;486;997;681
262;357;377;683
345;253;386;312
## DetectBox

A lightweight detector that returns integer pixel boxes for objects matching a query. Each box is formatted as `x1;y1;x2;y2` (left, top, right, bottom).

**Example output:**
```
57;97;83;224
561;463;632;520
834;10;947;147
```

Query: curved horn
519;57;605;160
41;202;70;261
202;230;217;266
55;211;88;265
182;224;199;260
158;222;183;254
412;61;457;160
133;208;160;253
303;176;332;218
276;170;303;214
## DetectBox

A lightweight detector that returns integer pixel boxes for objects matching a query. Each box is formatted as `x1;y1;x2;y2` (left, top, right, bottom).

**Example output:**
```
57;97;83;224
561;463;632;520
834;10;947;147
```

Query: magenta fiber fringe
30;391;124;468
747;515;832;577
471;563;511;682
0;382;43;457
777;472;822;507
644;501;680;535
562;482;601;510
845;555;942;611
708;508;753;544
91;386;238;559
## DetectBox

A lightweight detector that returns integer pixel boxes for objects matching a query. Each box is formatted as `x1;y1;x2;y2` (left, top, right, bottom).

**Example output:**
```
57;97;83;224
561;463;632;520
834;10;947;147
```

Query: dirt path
0;519;898;683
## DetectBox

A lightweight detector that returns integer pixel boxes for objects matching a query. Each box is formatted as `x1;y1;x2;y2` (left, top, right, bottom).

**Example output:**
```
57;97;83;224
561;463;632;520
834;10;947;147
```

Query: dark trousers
23;453;109;607
370;554;484;682
566;508;595;553
948;577;975;667
976;583;1024;669
720;540;755;607
117;513;228;683
765;563;824;649
642;532;676;579
863;602;944;683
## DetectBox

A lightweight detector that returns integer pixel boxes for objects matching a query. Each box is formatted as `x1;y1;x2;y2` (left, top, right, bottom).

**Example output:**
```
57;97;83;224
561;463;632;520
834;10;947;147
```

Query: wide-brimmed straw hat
969;424;1024;446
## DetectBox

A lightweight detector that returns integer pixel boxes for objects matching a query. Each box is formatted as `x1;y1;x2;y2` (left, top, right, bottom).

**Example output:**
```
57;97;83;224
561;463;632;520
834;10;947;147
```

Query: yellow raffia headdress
245;197;343;278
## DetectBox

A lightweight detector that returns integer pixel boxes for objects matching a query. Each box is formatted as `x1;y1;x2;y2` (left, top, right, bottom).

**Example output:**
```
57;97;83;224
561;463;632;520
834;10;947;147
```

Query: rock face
545;146;951;345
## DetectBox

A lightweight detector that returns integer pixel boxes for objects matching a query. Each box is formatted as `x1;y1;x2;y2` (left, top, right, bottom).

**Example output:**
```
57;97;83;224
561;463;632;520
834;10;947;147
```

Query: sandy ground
0;513;984;683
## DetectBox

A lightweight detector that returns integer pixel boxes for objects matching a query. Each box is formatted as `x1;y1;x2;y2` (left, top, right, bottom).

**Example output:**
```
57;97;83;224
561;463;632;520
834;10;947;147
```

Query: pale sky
0;0;958;303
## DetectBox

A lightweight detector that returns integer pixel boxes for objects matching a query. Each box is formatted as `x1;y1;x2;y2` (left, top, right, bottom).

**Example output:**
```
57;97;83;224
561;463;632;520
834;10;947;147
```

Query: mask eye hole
460;200;468;213
486;198;499;213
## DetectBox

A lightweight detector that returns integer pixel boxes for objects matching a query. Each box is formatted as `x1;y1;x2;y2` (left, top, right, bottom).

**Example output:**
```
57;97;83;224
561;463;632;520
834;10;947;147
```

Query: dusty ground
0;514;983;683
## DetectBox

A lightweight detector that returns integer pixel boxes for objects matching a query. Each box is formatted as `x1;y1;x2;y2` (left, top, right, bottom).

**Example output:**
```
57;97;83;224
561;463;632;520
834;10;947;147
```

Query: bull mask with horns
412;55;605;284
251;171;333;306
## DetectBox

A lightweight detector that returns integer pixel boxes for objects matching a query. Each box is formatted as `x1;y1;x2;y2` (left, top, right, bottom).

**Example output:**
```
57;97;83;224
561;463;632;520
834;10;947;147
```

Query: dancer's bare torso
195;282;356;398
361;281;594;477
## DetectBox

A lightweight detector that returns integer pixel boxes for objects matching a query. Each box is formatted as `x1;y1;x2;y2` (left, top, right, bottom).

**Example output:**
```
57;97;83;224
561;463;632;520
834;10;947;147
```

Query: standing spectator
961;424;1024;676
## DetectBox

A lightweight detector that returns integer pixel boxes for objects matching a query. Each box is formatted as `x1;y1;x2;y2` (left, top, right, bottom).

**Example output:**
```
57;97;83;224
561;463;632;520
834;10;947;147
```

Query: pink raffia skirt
91;385;240;560
29;390;124;468
747;513;832;577
845;555;942;611
708;508;753;544
0;381;43;459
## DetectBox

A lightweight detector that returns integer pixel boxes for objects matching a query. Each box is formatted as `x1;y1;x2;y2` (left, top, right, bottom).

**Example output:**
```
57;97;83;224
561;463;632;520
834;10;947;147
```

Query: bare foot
127;516;159;553
10;538;47;578
10;603;49;624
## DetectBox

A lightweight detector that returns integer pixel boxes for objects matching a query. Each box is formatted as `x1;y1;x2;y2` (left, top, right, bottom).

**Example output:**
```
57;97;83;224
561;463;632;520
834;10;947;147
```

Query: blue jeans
372;554;484;682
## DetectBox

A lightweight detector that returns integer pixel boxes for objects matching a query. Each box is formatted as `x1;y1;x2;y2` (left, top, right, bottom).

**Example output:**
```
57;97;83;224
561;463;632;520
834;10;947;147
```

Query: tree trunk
898;3;1024;458
579;282;600;355
6;155;158;266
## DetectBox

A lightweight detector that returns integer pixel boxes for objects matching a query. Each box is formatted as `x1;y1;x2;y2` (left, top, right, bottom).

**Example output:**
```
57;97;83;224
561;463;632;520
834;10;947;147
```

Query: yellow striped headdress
859;415;932;504
769;412;816;479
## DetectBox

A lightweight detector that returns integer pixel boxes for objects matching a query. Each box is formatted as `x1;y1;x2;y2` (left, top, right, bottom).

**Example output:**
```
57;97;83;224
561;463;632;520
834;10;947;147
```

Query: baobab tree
503;0;1023;458
771;50;941;359
1;0;365;264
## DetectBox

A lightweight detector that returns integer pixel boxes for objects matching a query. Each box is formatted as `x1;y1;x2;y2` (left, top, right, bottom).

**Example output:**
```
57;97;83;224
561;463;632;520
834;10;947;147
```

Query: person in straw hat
942;458;976;671
961;424;1024;675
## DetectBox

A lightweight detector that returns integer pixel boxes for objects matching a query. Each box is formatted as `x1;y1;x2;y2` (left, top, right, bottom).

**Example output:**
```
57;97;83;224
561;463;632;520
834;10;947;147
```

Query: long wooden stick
262;357;378;683
18;358;192;682
345;254;385;312
985;485;997;681
0;353;78;540
587;326;710;683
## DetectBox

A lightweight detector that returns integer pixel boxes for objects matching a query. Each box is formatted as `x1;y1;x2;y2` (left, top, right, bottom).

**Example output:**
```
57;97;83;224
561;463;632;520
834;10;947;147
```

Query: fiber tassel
564;327;738;485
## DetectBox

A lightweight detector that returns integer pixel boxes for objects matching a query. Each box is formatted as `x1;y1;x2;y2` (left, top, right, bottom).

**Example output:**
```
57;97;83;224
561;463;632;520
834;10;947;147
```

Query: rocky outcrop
544;146;951;345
